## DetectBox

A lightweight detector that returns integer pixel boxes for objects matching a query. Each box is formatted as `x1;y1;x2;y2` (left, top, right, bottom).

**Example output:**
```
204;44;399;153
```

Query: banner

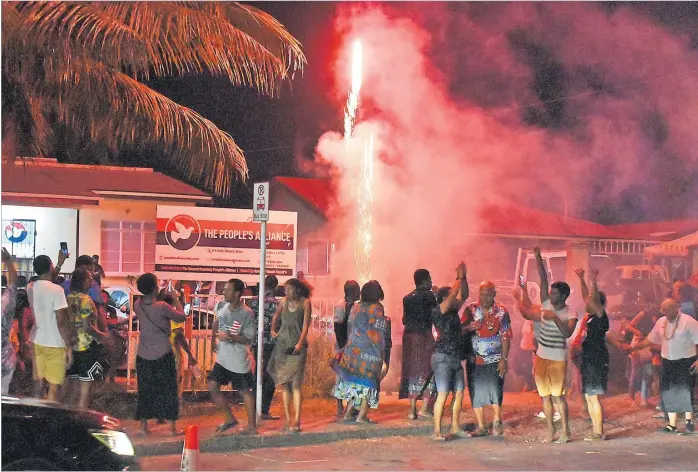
155;206;297;283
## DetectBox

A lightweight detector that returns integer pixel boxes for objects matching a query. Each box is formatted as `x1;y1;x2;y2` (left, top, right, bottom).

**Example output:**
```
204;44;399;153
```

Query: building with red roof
271;176;698;280
2;158;211;280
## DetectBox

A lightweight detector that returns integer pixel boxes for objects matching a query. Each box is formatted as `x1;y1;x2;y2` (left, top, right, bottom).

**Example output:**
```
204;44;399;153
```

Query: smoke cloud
308;3;698;304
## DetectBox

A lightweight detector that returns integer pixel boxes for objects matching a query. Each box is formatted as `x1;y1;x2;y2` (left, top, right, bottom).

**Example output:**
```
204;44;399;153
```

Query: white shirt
28;280;69;348
536;300;576;362
647;313;698;361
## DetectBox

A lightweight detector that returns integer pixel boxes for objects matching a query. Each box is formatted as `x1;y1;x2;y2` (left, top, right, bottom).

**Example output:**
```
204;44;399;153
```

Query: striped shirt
536;300;574;362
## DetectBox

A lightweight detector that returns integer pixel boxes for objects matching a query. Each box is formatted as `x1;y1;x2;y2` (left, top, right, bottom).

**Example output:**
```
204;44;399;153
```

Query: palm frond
12;1;153;74
1;1;306;195
93;2;306;94
38;53;247;195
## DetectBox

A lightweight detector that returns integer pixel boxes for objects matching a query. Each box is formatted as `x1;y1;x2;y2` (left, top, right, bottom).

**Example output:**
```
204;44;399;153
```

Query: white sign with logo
154;205;297;283
253;181;270;222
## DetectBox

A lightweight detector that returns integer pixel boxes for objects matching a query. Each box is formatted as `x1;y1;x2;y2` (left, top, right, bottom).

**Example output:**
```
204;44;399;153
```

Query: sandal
417;412;434;420
584;434;605;442
356;418;377;425
432;434;447;441
289;426;301;434
450;429;469;439
492;420;504;436
467;428;489;438
216;420;239;433
660;425;678;434
407;413;418;420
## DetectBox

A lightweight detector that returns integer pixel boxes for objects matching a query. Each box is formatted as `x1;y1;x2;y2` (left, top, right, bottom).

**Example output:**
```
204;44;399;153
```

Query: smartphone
518;273;525;286
60;242;69;257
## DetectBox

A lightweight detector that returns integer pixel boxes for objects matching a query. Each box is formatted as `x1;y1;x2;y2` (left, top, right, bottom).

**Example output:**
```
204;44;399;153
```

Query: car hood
1;395;121;430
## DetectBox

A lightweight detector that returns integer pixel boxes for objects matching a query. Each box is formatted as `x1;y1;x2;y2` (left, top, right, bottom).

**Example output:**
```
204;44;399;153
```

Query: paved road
142;431;697;470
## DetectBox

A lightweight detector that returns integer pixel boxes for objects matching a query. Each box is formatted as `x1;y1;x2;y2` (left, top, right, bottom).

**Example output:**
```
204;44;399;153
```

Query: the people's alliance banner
155;205;297;283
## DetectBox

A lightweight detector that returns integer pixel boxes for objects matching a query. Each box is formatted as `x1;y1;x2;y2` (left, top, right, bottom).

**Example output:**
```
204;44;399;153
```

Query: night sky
117;2;698;223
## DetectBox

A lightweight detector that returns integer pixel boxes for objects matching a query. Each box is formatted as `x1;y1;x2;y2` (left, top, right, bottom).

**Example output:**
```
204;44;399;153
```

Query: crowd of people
1;247;696;443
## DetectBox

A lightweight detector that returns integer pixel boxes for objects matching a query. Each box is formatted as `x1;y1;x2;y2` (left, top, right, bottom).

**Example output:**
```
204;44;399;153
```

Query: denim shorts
431;352;465;394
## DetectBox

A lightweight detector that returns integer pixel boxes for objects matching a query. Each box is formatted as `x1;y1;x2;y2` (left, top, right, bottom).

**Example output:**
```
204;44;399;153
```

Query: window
100;221;156;274
307;241;329;275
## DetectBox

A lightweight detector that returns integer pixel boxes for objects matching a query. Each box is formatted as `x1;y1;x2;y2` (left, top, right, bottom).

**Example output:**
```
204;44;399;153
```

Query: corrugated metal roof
272;176;664;240
2;158;211;202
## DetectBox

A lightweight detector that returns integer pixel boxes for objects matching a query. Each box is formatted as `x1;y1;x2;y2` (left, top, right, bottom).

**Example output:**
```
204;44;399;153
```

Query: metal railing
125;293;338;392
591;240;652;256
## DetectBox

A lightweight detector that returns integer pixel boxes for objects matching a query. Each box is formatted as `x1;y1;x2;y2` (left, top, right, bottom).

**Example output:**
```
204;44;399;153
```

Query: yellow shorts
33;344;67;386
534;355;567;397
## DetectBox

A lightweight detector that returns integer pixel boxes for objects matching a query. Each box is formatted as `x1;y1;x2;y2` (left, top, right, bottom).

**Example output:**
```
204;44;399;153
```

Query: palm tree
1;2;306;197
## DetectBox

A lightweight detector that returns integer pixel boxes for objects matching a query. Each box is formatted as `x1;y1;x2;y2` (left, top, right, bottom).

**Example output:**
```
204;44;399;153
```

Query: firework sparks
344;40;363;140
355;133;374;283
343;39;372;284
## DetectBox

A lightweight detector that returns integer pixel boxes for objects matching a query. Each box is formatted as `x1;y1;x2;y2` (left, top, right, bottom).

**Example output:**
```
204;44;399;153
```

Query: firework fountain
343;40;373;284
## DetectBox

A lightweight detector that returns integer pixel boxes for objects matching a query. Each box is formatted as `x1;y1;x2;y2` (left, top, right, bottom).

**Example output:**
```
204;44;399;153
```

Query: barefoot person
133;273;187;437
431;263;469;440
208;279;257;435
572;268;610;441
28;254;73;402
627;298;698;434
460;281;512;437
400;269;438;420
333;280;361;417
267;278;312;433
332;280;392;424
519;248;578;443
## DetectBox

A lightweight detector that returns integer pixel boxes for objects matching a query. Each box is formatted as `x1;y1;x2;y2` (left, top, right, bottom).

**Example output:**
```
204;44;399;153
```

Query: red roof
272;176;694;241
2;159;211;203
610;220;698;240
477;201;627;239
274;177;336;218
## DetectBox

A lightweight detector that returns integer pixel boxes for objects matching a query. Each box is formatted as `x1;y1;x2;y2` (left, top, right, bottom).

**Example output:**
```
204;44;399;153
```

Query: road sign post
252;182;269;421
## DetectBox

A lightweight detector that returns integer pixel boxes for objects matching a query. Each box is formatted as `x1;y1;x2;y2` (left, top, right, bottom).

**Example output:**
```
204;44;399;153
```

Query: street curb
135;423;435;457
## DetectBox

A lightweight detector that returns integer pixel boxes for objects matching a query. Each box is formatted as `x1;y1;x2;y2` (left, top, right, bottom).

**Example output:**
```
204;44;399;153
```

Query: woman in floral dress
332;280;392;424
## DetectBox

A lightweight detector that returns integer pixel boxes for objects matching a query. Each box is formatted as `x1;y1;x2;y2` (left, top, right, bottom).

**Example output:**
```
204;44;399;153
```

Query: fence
125;293;337;392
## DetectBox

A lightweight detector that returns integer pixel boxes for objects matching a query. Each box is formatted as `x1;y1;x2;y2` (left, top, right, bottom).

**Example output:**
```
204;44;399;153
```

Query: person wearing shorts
430;263;468;440
208;279;257;435
519;248;578;444
65;267;108;409
27;255;72;402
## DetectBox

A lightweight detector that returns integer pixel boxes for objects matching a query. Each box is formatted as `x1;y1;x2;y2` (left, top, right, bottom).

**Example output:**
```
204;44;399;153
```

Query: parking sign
252;181;269;222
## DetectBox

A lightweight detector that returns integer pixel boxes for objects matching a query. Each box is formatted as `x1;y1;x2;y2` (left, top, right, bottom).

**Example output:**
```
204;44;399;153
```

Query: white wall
79;199;196;286
1;205;78;271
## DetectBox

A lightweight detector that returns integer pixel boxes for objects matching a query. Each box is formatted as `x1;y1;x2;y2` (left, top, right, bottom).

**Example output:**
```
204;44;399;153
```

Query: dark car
1;396;139;471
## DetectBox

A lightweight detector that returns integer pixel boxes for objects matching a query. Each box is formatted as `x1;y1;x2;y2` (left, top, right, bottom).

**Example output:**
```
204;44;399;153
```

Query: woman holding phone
267;278;312;433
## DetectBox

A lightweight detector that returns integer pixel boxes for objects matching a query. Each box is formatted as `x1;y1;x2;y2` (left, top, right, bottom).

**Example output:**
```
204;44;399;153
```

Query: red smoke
309;3;698;305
